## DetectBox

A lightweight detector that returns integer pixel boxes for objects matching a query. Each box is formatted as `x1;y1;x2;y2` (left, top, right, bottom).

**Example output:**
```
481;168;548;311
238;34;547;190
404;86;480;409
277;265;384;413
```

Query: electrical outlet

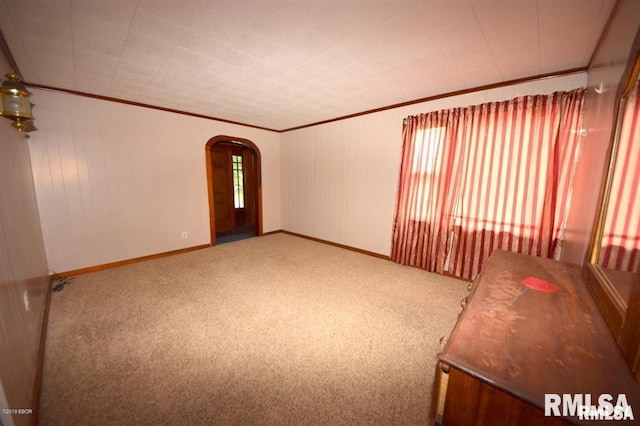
181;231;188;239
23;290;29;311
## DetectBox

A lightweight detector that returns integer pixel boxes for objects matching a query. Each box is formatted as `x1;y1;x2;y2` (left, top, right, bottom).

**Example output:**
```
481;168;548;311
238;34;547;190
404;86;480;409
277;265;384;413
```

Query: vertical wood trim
30;275;53;426
206;144;216;246
205;136;263;245
432;361;449;425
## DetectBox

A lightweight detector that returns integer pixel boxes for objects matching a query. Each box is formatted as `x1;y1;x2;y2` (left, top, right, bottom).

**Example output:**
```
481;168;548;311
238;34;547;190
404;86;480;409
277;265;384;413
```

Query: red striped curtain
599;80;640;272
449;90;584;279
391;111;464;273
391;89;585;281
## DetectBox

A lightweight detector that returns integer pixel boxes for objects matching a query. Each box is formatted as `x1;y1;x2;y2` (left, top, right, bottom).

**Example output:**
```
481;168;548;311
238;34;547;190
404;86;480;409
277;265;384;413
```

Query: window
392;89;585;280
232;154;244;209
410;127;445;221
411;128;443;175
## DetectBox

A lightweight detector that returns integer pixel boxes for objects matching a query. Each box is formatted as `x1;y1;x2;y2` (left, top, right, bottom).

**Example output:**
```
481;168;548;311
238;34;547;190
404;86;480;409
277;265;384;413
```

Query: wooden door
242;150;256;228
211;146;234;233
208;140;260;241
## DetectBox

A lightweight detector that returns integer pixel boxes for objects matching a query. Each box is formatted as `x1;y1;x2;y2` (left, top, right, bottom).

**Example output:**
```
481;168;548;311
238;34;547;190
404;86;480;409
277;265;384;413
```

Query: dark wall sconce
1;70;37;134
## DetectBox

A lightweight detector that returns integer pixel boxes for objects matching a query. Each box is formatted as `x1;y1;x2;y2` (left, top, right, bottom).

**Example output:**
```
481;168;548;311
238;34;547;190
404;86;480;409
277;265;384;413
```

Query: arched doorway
205;136;262;245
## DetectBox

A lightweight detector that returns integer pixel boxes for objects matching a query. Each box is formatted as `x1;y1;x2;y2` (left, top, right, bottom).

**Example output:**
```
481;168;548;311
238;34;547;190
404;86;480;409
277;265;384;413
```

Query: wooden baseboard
260;230;282;237
442;271;473;283
53;244;211;279
31;274;53;426
278;230;471;283
53;232;283;278
52;232;470;282
279;230;391;260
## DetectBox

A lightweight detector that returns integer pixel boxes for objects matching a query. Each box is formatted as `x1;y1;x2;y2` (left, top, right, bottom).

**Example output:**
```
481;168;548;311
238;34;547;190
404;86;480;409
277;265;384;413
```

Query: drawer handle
460;298;467;308
439;336;447;348
467;283;473;292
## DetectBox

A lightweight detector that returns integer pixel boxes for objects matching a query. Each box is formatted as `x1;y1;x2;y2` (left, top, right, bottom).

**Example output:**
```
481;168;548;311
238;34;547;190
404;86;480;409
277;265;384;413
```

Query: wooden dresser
433;250;640;425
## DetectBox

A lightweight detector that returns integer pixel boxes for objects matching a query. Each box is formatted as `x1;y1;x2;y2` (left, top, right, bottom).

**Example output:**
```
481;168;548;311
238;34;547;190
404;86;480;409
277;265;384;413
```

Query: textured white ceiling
0;0;615;131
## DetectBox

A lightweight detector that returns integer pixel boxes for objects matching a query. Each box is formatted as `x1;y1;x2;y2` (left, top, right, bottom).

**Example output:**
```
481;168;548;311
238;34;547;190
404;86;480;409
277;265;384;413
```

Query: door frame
205;135;262;246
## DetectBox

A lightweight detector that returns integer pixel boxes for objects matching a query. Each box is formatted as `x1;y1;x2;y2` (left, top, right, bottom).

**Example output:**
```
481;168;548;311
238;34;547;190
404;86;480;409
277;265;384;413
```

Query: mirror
594;67;640;308
586;30;640;380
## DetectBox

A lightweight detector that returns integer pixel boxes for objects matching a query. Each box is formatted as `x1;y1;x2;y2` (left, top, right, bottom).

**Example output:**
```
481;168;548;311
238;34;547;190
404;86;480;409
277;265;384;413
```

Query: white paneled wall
0;45;49;426
29;89;281;273
29;72;587;272
281;73;588;256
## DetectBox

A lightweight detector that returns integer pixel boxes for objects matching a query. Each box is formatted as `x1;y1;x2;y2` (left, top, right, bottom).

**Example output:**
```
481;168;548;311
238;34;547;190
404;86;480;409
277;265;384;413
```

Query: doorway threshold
216;233;256;245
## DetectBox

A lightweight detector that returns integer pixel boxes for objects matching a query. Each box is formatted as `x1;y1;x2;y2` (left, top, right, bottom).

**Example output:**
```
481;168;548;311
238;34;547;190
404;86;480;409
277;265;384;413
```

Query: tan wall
281;73;587;256
29;89;282;273
0;56;50;425
561;0;640;265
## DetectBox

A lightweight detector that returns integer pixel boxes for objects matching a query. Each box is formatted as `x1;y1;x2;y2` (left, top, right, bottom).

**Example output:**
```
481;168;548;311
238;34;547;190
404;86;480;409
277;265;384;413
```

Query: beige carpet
40;233;467;425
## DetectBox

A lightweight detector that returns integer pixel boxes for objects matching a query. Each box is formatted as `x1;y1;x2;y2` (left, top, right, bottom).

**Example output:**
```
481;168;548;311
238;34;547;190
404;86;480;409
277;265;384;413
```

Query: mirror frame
584;26;640;381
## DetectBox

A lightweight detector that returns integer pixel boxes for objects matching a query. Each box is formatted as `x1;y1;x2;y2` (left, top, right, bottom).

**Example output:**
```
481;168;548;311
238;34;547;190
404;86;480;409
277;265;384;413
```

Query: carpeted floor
40;233;467;425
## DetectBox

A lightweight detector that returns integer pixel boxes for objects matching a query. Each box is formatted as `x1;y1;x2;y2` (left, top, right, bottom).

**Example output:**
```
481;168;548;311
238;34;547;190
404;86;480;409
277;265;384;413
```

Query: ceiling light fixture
1;70;37;135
